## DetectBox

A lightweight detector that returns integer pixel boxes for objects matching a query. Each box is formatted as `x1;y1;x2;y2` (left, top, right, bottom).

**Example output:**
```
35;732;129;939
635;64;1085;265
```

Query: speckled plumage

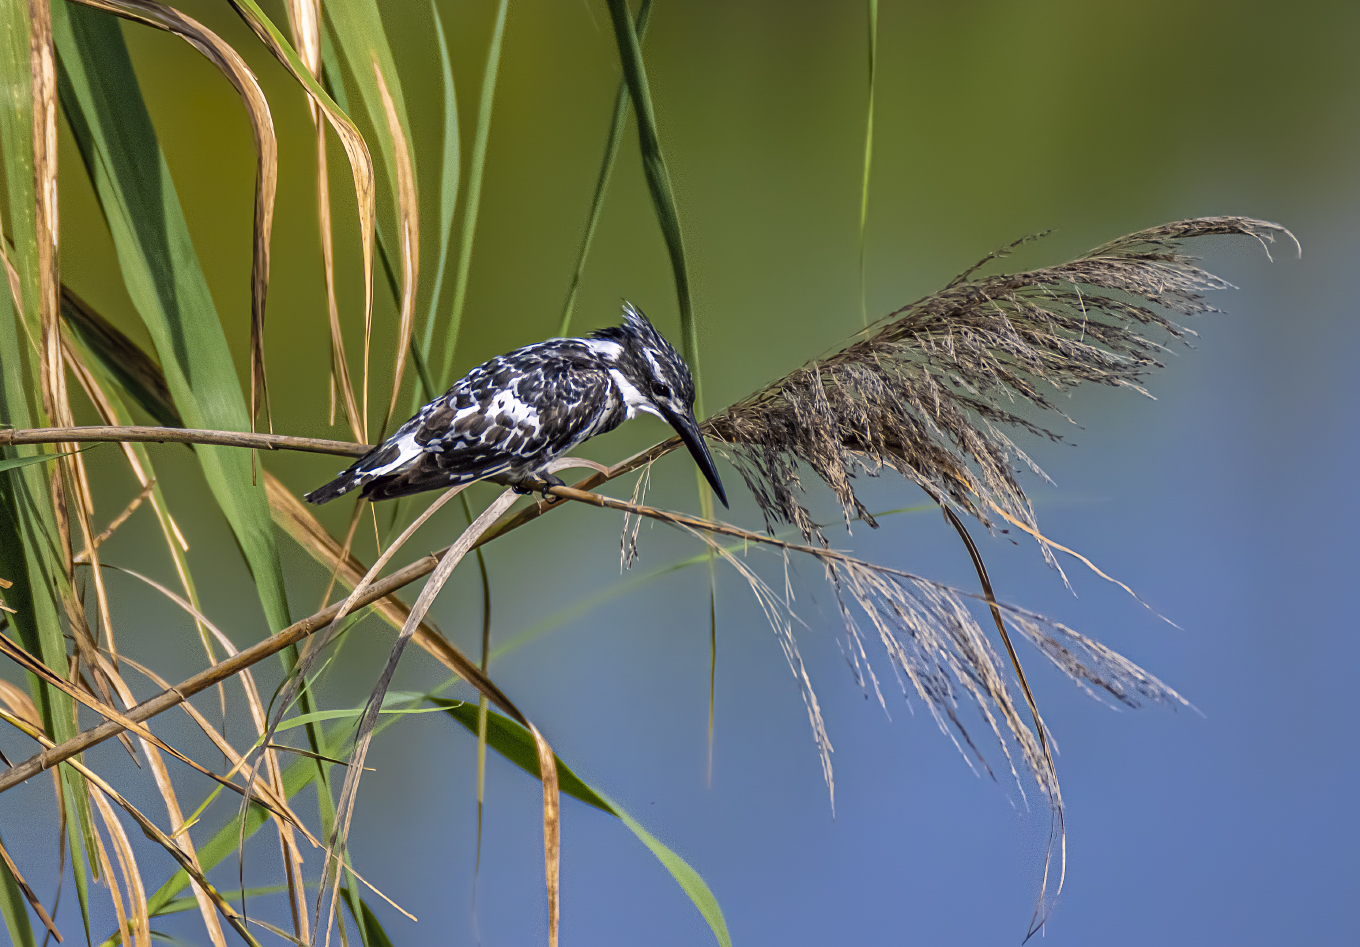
305;303;728;507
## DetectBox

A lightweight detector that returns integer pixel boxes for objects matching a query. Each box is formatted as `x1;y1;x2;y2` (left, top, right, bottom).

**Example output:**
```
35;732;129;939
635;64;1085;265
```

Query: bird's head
591;303;728;508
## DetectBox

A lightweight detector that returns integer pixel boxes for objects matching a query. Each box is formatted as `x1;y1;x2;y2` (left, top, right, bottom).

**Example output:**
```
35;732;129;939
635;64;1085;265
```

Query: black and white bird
305;303;727;507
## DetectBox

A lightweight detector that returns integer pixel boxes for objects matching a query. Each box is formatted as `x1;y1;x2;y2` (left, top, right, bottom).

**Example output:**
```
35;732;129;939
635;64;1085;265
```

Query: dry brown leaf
530;724;561;947
87;792;131;947
316;488;520;945
265;471;458;668
284;0;360;443
0;709;266;947
229;0;376;441
30;0;63;429
0;828;62;942
95;651;227;947
374;59;419;440
89;789;150;947
73;0;281;434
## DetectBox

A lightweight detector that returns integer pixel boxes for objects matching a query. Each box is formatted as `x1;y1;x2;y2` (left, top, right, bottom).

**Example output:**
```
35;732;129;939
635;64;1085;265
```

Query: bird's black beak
660;405;728;509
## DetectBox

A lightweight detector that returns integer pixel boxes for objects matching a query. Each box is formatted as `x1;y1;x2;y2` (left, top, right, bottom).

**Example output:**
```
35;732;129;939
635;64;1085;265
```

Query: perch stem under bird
305;302;727;507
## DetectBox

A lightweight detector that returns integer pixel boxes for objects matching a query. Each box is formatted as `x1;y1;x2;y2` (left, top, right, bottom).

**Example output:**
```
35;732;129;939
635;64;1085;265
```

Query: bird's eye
653;383;672;399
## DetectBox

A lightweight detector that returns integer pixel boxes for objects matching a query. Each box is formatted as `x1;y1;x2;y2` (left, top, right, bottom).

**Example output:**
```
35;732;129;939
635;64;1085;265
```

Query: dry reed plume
0;215;1291;946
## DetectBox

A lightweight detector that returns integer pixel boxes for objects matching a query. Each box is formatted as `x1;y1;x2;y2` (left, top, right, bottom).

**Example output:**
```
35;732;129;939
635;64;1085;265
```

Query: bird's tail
304;465;363;504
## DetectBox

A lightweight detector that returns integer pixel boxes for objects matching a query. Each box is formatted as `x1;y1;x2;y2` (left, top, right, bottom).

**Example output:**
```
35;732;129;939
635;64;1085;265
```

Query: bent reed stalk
0;425;1176;796
0;215;1289;803
0;219;1288;947
0;426;701;793
0;424;369;456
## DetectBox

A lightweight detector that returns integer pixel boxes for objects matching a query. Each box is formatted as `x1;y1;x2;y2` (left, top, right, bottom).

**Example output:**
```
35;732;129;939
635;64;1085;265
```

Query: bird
305;302;728;508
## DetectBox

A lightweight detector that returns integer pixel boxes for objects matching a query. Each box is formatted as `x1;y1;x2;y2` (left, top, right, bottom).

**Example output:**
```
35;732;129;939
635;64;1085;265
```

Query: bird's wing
360;355;617;502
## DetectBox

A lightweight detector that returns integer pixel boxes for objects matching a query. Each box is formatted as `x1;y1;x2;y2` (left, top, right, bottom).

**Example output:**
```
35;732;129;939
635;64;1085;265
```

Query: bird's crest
592;302;695;403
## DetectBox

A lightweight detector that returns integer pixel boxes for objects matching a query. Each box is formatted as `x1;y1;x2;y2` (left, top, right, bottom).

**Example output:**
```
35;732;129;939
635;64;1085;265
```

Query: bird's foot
512;473;565;504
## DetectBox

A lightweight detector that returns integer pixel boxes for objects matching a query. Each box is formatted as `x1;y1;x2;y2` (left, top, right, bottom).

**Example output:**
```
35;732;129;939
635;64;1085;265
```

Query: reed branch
0;425;369;456
0;424;899;794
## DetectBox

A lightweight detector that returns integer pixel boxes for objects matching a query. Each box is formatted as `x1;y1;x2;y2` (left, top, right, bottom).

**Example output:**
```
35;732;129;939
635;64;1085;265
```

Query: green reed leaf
435;699;611;811
0;448;90;475
0;4;98;928
54;2;293;640
340;890;397;947
437;699;733;947
440;0;509;388
559;0;654;336
0;899;32;947
603;0;702;418
151;886;289;919
420;0;460;363
858;0;878;326
0;836;35;947
596;788;733;947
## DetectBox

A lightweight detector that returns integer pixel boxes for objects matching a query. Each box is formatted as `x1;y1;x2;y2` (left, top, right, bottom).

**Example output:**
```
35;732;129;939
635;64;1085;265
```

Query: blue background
2;2;1356;945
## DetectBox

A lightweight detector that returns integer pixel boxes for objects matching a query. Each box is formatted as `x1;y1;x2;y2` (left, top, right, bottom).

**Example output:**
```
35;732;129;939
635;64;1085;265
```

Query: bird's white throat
608;368;663;420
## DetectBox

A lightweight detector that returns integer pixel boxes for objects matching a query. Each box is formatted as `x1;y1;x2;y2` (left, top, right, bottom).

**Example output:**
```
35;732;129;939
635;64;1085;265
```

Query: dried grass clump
693;217;1288;907
707;217;1295;545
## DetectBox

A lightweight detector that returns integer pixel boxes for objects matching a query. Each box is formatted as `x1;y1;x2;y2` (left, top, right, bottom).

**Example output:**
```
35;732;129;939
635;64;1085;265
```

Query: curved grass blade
602;0;720;718
88;790;150;947
0;7;98;932
462;493;493;876
559;0;653;336
943;507;1064;940
439;0;509;388
323;0;418;441
72;0;280;434
314;489;521;945
438;700;732;947
599;790;731;947
287;0;362;441
86;802;129;947
53;2;293;638
857;0;877;326
0;447;89;474
373;63;417;440
264;470;477;680
228;0;376;442
419;1;459;364
150;886;289;921
436;700;609;812
60;286;182;428
339;892;395;947
0;712;266;947
0;836;53;945
0;838;36;947
603;0;702;419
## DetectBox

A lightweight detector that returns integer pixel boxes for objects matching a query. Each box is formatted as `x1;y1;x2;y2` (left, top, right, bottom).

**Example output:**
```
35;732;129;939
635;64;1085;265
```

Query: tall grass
0;3;1290;946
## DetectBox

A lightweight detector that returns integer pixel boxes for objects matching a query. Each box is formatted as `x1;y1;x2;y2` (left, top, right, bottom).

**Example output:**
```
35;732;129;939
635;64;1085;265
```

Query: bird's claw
513;474;565;505
538;473;565;504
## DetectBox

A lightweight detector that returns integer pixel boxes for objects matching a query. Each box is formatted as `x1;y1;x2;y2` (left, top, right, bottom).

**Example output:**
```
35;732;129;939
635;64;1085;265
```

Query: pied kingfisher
305;303;728;507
